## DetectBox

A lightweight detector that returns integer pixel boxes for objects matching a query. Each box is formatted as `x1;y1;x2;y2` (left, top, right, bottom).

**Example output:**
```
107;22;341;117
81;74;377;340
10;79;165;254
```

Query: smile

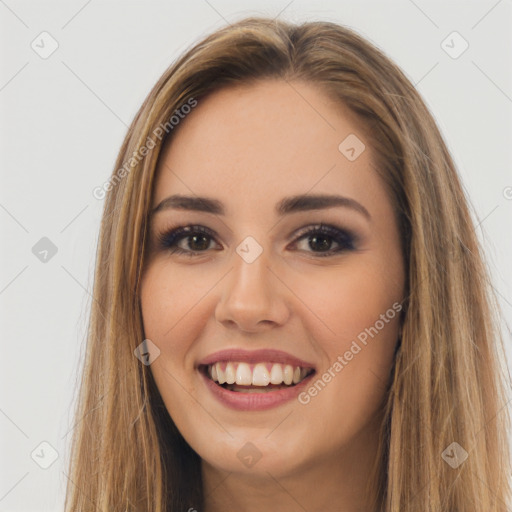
197;349;316;410
204;362;314;392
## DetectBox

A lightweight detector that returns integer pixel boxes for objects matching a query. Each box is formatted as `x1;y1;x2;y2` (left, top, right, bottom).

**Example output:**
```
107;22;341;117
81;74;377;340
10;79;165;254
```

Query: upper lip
198;348;316;369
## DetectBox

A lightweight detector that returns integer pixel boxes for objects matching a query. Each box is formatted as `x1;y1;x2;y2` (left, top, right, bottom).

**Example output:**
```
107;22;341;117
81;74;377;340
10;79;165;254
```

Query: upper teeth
207;362;312;386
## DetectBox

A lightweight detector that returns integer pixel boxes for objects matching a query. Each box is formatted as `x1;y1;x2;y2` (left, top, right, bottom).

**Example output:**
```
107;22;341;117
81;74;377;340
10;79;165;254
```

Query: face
140;79;405;481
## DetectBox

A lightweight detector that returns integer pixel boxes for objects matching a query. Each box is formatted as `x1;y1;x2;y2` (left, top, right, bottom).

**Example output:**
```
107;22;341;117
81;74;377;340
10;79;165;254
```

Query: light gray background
1;1;511;510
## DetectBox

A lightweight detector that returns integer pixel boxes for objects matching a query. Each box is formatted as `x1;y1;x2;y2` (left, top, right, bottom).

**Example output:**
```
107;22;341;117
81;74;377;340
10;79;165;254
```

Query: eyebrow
151;193;371;219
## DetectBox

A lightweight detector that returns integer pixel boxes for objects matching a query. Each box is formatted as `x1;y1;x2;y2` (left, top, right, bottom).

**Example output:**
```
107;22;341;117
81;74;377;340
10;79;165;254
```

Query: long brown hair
64;16;511;511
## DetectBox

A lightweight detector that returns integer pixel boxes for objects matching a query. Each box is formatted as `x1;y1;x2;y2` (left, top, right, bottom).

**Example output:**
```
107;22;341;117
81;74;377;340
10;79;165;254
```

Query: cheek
291;255;402;345
140;262;212;355
292;255;402;412
140;264;208;425
303;268;402;434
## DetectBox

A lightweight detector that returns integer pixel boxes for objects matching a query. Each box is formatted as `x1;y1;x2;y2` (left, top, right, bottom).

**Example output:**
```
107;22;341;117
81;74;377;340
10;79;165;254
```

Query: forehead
153;80;382;216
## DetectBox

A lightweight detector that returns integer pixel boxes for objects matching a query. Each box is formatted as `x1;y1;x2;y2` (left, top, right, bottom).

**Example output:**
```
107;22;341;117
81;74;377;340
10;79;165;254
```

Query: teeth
225;362;236;384
217;365;226;385
252;363;270;386
283;365;294;385
269;363;283;384
207;362;312;387
236;362;252;385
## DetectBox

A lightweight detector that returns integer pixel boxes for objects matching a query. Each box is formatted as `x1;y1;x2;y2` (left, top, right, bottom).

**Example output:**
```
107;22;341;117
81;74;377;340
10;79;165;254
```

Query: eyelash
156;223;356;258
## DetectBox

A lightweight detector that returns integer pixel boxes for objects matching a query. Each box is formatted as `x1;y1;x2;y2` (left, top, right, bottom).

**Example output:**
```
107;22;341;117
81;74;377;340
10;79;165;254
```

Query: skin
140;79;405;512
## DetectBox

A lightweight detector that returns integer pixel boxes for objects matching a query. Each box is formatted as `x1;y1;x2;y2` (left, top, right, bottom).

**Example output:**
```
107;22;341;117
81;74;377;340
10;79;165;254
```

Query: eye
157;223;356;258
291;223;356;257
158;225;220;257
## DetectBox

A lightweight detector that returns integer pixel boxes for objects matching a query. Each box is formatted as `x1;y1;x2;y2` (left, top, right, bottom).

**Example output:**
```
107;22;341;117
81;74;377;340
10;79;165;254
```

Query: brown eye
158;225;219;256
291;224;356;257
157;223;356;258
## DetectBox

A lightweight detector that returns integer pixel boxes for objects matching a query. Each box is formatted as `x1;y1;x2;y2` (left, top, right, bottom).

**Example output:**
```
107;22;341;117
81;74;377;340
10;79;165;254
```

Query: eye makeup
154;222;358;258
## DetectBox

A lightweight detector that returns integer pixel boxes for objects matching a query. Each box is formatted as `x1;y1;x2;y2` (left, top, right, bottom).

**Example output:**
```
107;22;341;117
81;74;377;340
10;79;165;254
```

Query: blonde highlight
64;17;511;511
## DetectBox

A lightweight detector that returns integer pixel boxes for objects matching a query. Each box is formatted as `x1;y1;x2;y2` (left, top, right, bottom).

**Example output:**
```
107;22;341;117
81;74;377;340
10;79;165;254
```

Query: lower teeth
222;383;294;393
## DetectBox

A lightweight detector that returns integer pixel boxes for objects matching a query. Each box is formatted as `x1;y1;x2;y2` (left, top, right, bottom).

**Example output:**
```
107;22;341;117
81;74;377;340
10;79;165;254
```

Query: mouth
197;348;317;410
199;361;315;393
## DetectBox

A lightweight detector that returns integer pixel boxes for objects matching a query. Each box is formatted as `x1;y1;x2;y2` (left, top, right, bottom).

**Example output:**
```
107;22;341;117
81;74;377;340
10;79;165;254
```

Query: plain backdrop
1;1;511;510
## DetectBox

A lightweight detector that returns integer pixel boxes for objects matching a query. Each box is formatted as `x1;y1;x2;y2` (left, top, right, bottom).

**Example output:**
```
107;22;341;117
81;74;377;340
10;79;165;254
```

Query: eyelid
156;224;219;248
290;223;357;243
154;221;358;258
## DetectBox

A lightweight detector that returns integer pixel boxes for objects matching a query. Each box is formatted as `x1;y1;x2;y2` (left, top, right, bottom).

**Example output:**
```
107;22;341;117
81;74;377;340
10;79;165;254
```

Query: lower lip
200;369;315;411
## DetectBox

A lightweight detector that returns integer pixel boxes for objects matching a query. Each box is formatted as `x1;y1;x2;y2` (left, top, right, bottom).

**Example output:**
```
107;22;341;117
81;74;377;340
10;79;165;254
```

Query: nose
214;247;291;333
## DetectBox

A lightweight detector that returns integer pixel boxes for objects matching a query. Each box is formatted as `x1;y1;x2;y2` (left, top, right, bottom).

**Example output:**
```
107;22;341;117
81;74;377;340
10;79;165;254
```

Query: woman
64;16;511;511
